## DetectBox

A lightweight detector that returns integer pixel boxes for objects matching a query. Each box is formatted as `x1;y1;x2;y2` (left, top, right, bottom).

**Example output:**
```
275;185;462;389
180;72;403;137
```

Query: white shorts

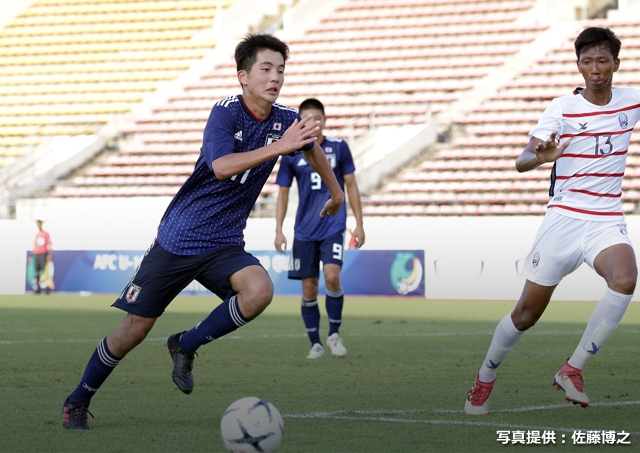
520;209;633;286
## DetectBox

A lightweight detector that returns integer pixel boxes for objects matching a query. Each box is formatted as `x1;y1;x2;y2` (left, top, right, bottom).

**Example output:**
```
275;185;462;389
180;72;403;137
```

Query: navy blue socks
326;288;344;336
180;295;248;352
68;338;121;405
301;299;321;345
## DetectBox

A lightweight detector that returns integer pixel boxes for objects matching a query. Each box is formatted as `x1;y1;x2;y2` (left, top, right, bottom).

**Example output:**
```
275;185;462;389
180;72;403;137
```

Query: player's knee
129;318;154;343
302;279;319;296
610;272;636;295
511;309;539;331
241;278;274;318
324;274;341;292
110;316;154;356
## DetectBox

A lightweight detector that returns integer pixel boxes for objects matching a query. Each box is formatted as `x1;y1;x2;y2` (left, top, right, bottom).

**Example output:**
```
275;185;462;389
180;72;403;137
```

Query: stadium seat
0;0;235;169
40;0;640;217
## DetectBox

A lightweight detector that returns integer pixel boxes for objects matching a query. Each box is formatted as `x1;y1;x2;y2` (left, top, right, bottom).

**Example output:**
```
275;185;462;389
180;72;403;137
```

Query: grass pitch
0;294;638;452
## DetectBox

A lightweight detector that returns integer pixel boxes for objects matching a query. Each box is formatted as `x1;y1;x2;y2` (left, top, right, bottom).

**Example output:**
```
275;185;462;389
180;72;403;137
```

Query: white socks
568;288;632;370
478;312;525;383
476;288;632;382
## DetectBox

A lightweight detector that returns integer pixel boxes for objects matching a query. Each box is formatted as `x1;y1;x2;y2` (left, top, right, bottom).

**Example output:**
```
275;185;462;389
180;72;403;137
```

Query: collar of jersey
239;95;273;122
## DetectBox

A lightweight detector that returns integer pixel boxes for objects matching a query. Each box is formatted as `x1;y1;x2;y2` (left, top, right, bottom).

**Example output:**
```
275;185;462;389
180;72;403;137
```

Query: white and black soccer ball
220;397;284;453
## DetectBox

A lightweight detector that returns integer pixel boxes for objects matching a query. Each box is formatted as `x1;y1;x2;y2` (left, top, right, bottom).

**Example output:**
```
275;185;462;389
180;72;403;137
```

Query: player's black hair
575;27;621;60
299;98;325;116
235;34;289;73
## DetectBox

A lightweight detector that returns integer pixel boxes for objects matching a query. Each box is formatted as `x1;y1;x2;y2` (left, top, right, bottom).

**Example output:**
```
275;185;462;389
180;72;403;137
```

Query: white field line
283;406;640;436
435;400;640;414
6;328;636;344
2;334;638;435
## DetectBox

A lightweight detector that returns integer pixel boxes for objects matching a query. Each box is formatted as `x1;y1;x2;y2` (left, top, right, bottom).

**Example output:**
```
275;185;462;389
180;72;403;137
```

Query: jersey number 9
310;172;322;190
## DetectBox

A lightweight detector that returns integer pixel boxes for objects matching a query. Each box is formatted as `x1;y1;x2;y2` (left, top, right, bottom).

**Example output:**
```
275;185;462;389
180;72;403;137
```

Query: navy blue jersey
157;95;311;255
276;136;355;241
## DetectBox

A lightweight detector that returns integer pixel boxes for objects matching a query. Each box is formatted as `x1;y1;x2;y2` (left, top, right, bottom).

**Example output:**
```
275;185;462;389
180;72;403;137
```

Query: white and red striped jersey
529;87;640;220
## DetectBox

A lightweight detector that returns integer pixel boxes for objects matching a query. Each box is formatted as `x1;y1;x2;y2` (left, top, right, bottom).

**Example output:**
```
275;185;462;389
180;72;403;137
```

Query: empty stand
67;0;544;214
0;0;232;168
42;1;640;218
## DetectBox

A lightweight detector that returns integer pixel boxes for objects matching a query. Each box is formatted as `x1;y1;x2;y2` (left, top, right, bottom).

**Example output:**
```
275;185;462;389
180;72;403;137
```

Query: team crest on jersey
273;123;282;131
265;133;281;146
532;252;540;269
125;283;141;303
619;113;628;129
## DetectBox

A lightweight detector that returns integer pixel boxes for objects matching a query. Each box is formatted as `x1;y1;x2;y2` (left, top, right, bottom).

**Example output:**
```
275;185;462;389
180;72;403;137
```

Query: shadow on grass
1;303;639;452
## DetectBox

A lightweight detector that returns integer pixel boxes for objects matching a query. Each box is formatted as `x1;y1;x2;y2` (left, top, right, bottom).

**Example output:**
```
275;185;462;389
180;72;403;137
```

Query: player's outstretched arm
516;132;570;173
344;173;365;248
304;142;344;216
274;186;289;253
212;116;319;180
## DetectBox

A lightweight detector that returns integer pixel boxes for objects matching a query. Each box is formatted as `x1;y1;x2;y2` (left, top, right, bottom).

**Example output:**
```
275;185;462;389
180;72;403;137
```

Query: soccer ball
220;397;284;453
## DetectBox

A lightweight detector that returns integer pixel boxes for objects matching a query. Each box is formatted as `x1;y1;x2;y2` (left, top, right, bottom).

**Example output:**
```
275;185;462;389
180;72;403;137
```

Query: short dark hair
235;34;289;73
575;27;621;60
299;98;325;116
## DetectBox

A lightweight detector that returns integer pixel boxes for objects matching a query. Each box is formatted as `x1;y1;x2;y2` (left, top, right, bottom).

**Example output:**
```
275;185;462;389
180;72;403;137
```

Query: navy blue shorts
288;231;344;280
112;240;261;318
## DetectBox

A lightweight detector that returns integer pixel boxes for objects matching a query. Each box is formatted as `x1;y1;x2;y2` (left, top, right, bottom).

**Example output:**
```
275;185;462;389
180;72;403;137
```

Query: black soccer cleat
62;396;93;430
166;332;197;394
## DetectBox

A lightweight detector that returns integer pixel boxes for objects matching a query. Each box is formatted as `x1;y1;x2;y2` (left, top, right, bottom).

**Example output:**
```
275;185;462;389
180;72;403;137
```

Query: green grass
0;294;639;452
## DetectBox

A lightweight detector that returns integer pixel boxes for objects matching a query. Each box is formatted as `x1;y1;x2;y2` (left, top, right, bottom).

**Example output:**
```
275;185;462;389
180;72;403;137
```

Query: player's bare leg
302;276;319;304
465;281;556;414
593;244;636;295
107;314;157;357
230;265;275;318
555;244;636;407
511;280;556;330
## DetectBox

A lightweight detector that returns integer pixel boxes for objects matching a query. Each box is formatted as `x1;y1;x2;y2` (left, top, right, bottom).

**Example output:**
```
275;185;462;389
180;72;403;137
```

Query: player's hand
320;197;343;217
352;225;365;248
277;115;319;155
533;132;570;164
274;232;287;254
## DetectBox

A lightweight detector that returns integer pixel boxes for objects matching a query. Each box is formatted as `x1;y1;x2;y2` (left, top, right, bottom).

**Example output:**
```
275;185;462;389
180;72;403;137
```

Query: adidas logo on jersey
297;159;307;166
234;131;243;141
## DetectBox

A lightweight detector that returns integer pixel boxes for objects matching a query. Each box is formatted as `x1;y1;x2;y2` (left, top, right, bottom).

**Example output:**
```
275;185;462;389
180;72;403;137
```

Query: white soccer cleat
464;374;495;415
306;343;324;359
327;333;347;357
553;359;590;407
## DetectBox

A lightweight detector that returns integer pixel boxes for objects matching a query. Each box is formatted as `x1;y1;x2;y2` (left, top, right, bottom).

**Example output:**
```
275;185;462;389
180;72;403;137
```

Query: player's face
577;45;619;91
238;49;285;107
299;108;325;139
